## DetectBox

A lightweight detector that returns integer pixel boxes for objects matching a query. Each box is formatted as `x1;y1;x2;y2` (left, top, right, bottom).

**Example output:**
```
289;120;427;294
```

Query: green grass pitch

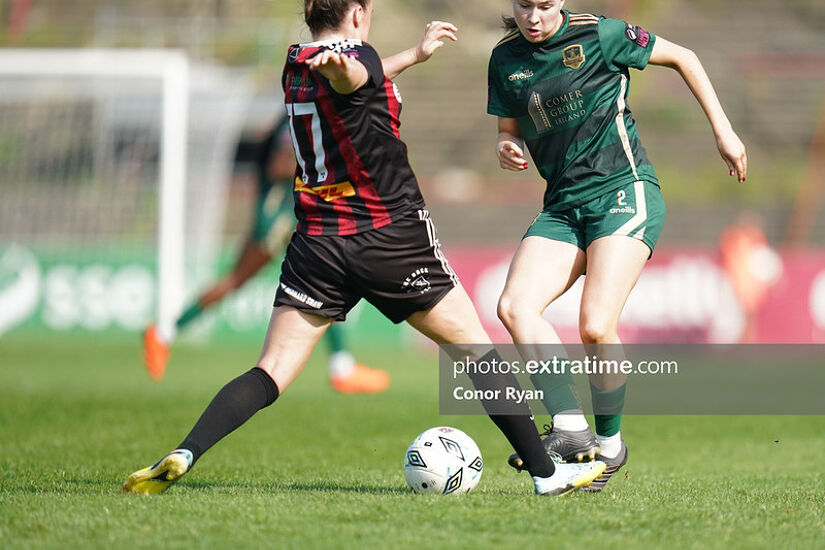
1;334;823;549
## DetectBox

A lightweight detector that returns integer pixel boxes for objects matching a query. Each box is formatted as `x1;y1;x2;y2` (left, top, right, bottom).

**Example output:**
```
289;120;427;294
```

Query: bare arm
496;117;529;172
648;36;747;182
382;21;458;80
306;49;369;95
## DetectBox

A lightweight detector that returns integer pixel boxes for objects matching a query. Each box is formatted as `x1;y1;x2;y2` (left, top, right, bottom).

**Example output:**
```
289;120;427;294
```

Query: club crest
562;45;585;70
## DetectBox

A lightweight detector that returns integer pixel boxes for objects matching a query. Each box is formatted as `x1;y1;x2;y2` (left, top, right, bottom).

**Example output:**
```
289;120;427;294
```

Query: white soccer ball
403;426;483;495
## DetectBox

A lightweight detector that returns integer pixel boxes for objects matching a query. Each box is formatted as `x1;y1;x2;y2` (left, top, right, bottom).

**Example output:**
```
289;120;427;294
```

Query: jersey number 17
286;102;329;184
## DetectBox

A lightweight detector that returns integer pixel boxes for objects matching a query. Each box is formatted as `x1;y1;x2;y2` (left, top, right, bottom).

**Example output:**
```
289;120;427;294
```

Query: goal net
0;49;250;335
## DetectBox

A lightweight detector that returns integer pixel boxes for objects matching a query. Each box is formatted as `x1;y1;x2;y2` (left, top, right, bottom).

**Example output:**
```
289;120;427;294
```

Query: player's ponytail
502;15;519;32
304;0;370;35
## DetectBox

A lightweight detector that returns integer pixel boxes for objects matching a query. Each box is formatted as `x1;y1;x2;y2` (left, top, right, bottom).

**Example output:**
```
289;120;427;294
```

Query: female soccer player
123;0;605;497
142;115;390;394
489;0;747;489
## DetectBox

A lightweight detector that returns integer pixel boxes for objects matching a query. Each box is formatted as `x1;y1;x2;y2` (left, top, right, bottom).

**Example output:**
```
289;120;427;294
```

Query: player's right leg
406;285;605;495
126;228;361;494
124;306;332;494
497;235;585;346
142;239;273;381
497;235;600;469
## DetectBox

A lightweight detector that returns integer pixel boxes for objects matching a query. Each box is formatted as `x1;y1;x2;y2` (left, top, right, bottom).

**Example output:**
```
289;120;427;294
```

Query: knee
579;319;617;344
254;356;292;393
254;357;277;379
497;293;536;331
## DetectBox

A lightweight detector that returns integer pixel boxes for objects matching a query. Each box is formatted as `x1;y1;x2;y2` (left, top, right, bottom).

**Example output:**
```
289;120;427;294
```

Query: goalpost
0;49;250;334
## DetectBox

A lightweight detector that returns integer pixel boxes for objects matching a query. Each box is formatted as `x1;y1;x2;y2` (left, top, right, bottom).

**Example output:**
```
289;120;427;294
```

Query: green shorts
251;181;296;255
524;180;666;254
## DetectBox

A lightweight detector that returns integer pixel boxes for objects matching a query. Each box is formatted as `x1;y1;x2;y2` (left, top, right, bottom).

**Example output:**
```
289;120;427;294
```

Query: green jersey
488;11;659;211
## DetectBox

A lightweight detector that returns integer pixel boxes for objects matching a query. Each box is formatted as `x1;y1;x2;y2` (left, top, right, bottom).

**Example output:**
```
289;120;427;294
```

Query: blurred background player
490;0;747;490
143;114;390;394
719;212;782;343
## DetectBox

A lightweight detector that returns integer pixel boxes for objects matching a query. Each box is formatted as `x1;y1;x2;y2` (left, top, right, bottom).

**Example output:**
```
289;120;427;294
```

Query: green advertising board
0;244;402;347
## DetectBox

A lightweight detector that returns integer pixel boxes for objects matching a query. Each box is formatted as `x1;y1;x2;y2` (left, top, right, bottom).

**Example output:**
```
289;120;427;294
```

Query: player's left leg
351;210;603;495
407;285;605;495
577;235;648;490
574;179;666;489
579;235;649;344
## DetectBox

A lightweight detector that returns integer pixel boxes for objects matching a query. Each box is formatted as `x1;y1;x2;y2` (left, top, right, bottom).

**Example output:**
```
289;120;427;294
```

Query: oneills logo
562;45;585;69
294;178;356;202
508;69;534;81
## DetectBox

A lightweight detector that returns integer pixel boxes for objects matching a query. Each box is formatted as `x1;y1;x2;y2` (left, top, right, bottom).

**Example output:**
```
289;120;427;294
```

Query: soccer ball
403;426;483;495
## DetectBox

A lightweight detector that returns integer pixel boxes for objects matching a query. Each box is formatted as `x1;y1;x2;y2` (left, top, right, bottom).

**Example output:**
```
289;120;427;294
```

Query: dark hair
304;0;370;34
502;15;518;32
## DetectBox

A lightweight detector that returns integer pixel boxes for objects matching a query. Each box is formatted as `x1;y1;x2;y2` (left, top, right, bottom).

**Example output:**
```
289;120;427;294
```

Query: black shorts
274;209;459;323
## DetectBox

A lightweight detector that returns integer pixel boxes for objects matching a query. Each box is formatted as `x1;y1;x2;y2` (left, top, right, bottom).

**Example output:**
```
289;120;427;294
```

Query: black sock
468;351;555;478
178;367;279;464
488;414;555;478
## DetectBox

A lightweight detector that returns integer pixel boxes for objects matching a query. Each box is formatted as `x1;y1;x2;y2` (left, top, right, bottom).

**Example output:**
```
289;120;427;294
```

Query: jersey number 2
286;102;329;183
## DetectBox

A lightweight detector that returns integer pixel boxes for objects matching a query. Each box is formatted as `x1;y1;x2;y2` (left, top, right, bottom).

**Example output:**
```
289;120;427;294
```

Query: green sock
176;303;204;330
591;383;626;437
530;370;582;417
325;323;345;354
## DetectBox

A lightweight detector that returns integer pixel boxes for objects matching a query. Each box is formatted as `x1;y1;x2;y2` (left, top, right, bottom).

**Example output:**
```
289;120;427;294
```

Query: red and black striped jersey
282;39;424;236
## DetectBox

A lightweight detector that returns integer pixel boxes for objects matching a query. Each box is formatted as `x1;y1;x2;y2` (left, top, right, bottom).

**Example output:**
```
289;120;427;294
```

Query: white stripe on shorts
614;181;647;239
418;209;459;285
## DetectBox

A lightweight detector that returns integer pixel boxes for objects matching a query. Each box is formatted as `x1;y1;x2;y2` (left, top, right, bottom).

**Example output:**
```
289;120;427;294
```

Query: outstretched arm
306;49;369;95
496;117;529;172
648;36;747;182
382;21;458;80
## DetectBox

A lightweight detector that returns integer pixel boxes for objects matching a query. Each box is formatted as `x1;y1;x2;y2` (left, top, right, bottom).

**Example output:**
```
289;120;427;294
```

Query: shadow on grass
3;476;409;496
183;479;410;495
5;477;614;500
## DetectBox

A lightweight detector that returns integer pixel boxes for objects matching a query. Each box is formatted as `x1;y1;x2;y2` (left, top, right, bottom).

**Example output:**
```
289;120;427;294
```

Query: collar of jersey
299;38;363;48
518;9;570;48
